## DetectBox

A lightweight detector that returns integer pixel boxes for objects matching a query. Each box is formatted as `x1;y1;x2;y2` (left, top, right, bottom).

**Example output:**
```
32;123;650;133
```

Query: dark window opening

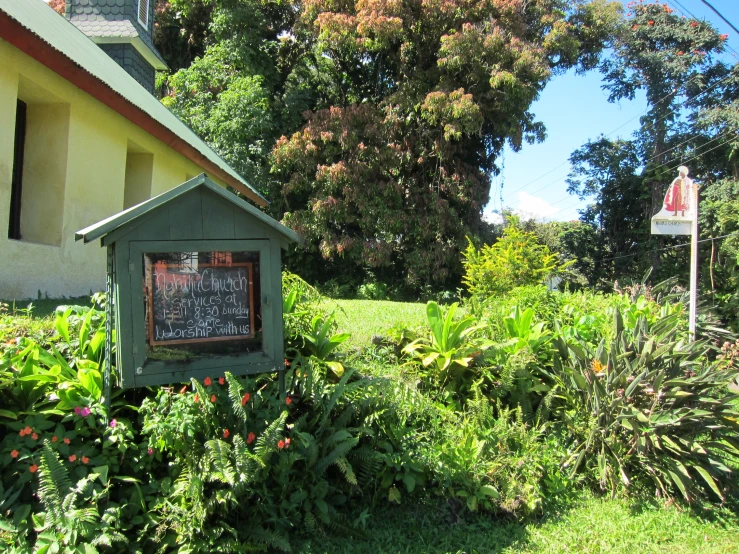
8;99;27;240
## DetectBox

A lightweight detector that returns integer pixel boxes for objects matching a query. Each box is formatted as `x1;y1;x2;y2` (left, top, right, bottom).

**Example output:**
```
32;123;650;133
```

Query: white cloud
482;209;504;225
515;191;558;221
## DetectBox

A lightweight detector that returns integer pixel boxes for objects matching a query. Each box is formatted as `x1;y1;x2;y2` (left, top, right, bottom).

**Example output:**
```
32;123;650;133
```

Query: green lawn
297;494;739;553
329;299;428;349
1;296;92;319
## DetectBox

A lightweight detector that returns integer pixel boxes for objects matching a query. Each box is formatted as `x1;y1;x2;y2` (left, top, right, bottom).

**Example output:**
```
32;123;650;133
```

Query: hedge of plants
1;273;738;552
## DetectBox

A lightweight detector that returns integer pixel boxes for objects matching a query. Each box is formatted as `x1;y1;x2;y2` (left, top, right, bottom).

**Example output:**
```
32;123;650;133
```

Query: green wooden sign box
76;174;300;389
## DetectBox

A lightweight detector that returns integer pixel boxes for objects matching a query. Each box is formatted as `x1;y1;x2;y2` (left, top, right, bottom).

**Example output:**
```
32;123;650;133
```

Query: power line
699;0;739;36
542;131;738;220
592;233;733;264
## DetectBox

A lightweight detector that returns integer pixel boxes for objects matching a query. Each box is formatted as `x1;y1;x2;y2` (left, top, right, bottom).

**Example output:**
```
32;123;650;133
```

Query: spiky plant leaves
206;440;236;486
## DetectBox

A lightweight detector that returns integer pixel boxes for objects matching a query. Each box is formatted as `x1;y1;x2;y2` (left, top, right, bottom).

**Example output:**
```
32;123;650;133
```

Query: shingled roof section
70;18;168;69
0;0;267;207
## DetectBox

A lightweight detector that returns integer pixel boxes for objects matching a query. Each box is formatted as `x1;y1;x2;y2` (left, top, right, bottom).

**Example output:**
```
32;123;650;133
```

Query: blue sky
483;0;739;223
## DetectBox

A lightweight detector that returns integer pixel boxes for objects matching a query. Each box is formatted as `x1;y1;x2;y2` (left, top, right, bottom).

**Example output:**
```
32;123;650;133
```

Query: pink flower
80;407;91;417
74;407;82;415
247;432;256;445
147;448;153;456
109;419;117;428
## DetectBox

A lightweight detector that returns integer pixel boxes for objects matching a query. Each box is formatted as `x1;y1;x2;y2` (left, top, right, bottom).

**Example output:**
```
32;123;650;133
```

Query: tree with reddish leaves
271;0;621;291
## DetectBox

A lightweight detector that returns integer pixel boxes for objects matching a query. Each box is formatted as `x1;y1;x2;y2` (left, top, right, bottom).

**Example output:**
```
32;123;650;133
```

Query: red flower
31;433;38;441
721;34;729;40
69;454;77;463
284;358;291;368
210;395;217;403
204;377;212;386
648;20;654;26
63;438;71;445
52;436;58;443
24;426;32;434
241;392;251;406
286;396;292;406
690;21;698;27
179;385;188;394
18;429;26;437
632;24;639;30
10;449;19;459
219;377;225;385
247;432;256;444
29;464;38;473
223;429;230;439
81;456;89;465
195;394;200;403
678;51;684;55
277;440;286;449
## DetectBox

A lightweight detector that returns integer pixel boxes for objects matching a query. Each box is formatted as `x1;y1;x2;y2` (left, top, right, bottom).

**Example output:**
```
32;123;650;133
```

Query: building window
124;141;153;209
137;0;149;29
8;100;26;240
8;78;70;246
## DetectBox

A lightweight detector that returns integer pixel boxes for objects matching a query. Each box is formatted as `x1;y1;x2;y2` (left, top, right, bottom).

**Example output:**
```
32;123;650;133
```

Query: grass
329;299;428;349
299;494;739;553
1;296;92;319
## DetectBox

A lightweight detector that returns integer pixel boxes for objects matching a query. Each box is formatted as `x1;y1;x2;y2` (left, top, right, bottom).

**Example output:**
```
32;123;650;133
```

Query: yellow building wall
0;37;229;300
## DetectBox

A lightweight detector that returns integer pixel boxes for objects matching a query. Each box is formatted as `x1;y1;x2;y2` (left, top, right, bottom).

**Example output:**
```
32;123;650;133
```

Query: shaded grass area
329;299;428;349
1;296;92;319
299;494;739;554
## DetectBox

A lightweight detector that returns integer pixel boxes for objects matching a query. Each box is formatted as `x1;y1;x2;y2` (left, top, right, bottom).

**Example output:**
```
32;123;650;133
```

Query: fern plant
33;441;127;553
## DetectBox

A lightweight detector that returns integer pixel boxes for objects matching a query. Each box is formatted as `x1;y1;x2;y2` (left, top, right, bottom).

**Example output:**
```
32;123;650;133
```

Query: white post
689;184;699;342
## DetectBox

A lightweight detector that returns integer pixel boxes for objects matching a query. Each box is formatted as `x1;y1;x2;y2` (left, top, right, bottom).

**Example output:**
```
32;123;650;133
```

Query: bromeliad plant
553;309;739;502
402;302;489;399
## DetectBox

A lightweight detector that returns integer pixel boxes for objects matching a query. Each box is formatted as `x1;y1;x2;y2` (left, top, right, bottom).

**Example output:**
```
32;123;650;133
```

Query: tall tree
271;0;621;289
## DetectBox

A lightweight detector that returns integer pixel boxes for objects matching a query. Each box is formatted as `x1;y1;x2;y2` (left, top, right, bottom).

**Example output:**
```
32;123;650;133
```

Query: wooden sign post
651;166;698;341
76;174;300;392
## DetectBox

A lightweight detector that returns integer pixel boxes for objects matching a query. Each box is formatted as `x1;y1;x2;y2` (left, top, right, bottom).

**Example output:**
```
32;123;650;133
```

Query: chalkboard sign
147;262;255;345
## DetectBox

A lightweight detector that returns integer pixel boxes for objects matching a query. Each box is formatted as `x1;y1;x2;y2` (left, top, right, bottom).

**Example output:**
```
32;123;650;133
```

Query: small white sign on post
650;166;699;340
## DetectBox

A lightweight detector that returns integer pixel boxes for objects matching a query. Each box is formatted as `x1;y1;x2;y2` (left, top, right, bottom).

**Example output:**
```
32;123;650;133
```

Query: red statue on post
663;165;693;217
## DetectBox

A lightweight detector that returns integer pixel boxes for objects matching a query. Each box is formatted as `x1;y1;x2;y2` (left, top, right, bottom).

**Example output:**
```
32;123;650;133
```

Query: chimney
65;0;167;94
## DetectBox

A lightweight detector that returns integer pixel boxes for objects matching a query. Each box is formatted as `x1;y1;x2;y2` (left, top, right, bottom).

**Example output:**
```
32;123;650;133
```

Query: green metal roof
0;0;265;204
75;174;300;245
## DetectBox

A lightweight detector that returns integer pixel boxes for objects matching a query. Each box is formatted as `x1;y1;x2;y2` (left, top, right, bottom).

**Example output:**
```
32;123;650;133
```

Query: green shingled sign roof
75;174;300;245
0;0;266;204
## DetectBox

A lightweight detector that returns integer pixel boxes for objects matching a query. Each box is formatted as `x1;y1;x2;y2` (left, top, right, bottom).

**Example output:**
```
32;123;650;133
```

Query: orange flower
219;377;225;385
286;396;292;406
210;395;217;403
204;377;212;386
31;433;38;440
247;432;256;444
18;429;26;437
179;385;188;394
69;454;77;463
63;438;71;445
223;429;230;439
678;51;684;55
277;439;286;449
24;426;32;434
632;24;639;30
29;464;38;473
690;21;698;27
648;20;654;25
195;394;200;403
52;436;58;442
241;392;251;406
10;449;19;459
82;456;89;465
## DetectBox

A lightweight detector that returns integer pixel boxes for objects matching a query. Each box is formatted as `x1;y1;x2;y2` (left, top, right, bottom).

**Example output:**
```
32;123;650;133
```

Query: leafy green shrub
402;302;489;400
462;219;569;301
553;310;739;502
357;281;390;301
